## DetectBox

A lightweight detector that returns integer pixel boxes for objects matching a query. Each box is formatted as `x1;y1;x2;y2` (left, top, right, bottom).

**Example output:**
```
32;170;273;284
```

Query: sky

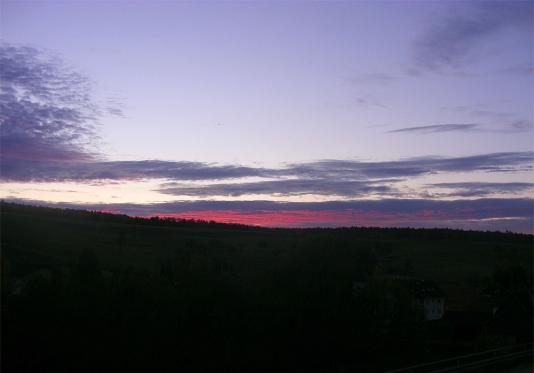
1;0;533;232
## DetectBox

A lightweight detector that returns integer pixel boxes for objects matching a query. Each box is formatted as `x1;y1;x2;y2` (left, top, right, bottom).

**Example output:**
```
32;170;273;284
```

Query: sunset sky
1;0;533;231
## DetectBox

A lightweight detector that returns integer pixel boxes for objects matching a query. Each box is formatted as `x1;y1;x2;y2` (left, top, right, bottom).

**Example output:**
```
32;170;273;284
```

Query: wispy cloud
286;152;533;180
429;181;534;197
438;106;532;134
443;105;513;120
507;120;533;132
387;121;532;135
353;94;387;109
387;124;479;134
158;178;399;198
413;1;533;73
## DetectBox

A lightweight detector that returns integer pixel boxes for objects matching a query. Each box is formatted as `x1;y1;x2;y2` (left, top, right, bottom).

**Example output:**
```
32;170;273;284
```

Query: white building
412;280;446;321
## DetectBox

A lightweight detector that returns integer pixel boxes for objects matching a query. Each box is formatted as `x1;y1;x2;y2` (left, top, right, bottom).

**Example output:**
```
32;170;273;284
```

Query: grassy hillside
1;202;532;372
2;201;531;294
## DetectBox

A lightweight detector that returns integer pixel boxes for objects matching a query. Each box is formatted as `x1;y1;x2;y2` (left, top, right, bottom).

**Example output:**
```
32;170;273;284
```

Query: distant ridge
1;200;531;237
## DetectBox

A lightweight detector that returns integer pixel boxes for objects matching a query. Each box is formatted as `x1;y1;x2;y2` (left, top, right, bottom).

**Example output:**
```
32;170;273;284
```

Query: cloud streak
387;124;479;134
430;182;534;197
158;178;398;198
387;121;532;135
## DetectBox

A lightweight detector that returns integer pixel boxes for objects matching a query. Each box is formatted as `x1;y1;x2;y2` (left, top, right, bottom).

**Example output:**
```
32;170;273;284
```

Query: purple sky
1;0;533;232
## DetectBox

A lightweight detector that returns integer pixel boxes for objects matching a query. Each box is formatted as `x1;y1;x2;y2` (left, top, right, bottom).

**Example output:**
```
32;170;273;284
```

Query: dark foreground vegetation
1;202;532;372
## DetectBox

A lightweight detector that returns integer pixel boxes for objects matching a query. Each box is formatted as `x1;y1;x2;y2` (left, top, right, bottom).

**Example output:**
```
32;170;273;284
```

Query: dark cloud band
1;152;532;183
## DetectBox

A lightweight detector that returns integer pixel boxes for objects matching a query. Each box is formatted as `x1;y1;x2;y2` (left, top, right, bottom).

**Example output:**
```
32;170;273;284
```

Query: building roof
372;275;446;299
409;279;445;299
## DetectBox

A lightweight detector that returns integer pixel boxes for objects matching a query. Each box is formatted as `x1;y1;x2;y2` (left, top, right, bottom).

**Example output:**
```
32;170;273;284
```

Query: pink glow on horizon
147;208;489;228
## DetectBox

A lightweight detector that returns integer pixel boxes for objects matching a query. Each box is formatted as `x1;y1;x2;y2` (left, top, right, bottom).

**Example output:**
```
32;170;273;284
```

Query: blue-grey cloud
387;124;479;134
507;120;533;132
0;45;100;162
430;181;534;197
158;178;399;198
286;152;533;180
413;1;533;73
159;178;534;199
0;44;124;164
356;94;387;109
0;159;274;182
388;121;532;135
2;152;532;183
